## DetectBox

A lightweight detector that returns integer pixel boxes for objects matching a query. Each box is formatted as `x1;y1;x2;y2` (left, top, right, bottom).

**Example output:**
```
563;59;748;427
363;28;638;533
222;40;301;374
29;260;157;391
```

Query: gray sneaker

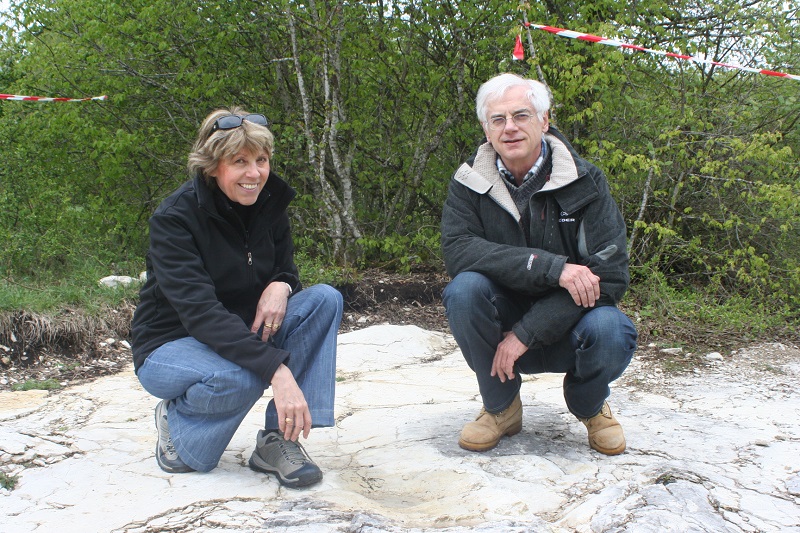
154;400;195;474
248;429;322;488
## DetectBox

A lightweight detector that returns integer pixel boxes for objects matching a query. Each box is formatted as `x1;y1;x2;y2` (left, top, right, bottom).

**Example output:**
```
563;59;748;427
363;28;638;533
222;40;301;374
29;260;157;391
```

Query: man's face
482;85;549;176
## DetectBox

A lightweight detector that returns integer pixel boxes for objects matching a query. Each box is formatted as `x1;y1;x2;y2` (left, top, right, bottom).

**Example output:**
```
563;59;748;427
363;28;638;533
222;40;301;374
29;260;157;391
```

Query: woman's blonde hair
187;106;274;187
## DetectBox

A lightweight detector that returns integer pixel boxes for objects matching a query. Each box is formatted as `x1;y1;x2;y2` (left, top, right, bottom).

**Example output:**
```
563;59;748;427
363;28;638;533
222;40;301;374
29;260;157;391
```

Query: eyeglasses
486;112;535;130
210;113;269;133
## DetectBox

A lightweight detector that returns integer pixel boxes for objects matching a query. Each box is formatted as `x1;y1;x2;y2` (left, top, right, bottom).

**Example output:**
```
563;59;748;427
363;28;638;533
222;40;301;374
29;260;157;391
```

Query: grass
627;274;799;351
0;472;19;491
1;270;141;315
11;378;62;391
1;261;142;353
295;251;359;287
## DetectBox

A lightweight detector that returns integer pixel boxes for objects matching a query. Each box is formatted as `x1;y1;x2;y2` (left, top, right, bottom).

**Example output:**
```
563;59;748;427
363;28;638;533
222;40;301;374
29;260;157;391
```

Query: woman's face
211;149;270;205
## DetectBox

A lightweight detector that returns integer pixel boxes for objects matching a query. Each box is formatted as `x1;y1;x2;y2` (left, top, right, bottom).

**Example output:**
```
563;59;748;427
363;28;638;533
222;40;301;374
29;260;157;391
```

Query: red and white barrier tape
524;24;800;82
1;93;108;102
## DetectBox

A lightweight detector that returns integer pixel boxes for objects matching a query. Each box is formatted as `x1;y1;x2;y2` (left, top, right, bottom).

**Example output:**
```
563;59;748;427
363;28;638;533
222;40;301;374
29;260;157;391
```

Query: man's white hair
476;73;552;123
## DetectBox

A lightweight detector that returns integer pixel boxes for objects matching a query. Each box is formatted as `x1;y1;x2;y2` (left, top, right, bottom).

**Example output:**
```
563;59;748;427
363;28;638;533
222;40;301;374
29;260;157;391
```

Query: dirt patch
337;268;449;333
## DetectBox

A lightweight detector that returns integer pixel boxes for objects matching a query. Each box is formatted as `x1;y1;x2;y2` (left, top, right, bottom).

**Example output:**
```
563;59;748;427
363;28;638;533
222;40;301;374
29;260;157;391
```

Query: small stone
98;275;137;288
661;347;683;355
787;475;800;496
705;352;723;361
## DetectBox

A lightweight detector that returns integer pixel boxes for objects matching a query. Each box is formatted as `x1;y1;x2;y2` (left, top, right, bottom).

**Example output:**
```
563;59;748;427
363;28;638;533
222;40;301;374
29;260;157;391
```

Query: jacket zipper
243;229;255;286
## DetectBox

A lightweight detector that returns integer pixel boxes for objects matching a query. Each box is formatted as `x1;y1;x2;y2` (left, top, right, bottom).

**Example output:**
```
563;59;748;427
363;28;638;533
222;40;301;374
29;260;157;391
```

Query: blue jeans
443;272;636;419
137;284;343;472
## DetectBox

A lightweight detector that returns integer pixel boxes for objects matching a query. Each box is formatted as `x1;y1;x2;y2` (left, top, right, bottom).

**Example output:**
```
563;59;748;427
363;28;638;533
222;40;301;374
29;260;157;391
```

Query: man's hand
251;281;292;341
270;364;311;441
559;263;600;308
491;331;528;382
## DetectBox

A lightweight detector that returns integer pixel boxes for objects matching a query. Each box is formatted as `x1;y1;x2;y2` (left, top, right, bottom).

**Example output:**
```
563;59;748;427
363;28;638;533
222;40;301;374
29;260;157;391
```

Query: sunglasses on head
209;113;269;133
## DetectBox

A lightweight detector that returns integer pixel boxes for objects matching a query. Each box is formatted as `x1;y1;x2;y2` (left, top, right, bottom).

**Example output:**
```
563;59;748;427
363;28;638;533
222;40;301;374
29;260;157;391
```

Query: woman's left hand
271;364;312;441
251;282;291;341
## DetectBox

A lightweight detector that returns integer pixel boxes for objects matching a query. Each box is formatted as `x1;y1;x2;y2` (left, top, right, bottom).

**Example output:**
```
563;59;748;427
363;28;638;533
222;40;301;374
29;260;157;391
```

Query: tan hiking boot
458;394;522;451
580;401;626;455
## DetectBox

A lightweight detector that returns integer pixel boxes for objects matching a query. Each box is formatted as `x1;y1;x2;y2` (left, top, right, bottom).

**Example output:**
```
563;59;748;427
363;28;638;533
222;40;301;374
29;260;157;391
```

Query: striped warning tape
526;24;800;81
1;94;108;102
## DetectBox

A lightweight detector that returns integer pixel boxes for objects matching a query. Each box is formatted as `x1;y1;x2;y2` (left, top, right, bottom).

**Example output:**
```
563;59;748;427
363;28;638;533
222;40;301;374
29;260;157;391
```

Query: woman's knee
303;284;344;319
195;367;264;413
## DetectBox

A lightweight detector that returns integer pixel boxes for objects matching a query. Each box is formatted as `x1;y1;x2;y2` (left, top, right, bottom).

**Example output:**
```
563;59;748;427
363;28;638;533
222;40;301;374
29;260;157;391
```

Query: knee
577;307;638;354
200;368;264;412
306;284;344;317
443;272;493;311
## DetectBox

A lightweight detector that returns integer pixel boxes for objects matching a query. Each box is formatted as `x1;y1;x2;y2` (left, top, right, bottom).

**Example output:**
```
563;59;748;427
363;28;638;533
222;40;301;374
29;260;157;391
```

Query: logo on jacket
559;211;576;223
527;253;537;270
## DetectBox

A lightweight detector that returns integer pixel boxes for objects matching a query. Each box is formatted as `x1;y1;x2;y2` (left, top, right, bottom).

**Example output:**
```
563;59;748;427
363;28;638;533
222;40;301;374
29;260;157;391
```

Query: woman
131;107;342;488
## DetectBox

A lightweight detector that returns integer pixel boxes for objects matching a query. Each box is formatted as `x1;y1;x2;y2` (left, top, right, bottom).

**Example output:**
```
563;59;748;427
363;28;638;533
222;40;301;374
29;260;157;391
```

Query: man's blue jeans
136;284;343;472
443;272;636;419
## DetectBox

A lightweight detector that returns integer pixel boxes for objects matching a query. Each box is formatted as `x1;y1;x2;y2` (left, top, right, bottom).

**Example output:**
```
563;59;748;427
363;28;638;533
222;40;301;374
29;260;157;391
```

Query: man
441;73;637;455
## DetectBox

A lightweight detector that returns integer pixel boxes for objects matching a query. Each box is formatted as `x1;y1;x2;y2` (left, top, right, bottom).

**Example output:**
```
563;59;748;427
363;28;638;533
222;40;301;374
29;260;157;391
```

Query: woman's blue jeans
136;284;343;472
443;272;637;419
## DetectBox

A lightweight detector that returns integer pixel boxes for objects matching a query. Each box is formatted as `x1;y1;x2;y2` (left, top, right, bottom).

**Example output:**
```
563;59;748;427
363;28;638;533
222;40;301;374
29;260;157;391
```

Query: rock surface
1;325;798;532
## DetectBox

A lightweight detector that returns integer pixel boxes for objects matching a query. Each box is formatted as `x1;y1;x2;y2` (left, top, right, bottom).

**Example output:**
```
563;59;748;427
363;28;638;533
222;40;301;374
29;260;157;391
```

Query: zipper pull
247;252;253;266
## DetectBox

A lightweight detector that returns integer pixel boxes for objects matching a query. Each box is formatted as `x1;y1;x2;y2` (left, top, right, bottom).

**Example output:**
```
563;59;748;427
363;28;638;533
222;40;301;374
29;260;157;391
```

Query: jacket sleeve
441;178;567;295
148;212;289;384
513;169;630;348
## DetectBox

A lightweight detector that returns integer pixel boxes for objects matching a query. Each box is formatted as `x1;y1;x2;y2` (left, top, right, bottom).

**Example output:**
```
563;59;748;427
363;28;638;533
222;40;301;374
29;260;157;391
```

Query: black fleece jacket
131;172;300;384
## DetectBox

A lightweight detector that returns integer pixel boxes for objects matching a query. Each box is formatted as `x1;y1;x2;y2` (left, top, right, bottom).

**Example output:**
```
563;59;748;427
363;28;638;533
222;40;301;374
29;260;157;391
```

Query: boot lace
278;439;309;465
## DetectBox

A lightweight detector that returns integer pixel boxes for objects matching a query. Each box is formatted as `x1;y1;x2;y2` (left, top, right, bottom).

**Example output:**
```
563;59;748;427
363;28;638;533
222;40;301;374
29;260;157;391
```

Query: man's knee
443;271;494;310
577;307;637;358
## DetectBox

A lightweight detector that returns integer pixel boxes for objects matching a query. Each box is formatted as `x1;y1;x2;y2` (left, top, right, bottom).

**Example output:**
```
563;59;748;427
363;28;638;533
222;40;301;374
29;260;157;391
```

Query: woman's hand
251;281;291;341
270;364;311;441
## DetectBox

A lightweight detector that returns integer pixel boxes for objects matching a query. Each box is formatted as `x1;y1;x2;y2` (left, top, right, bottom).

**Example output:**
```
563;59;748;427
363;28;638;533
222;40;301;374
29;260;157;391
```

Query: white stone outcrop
1;325;798;532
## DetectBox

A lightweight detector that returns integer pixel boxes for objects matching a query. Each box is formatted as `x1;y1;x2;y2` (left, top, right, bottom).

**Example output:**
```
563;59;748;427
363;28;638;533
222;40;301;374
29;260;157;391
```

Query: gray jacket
441;127;630;349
